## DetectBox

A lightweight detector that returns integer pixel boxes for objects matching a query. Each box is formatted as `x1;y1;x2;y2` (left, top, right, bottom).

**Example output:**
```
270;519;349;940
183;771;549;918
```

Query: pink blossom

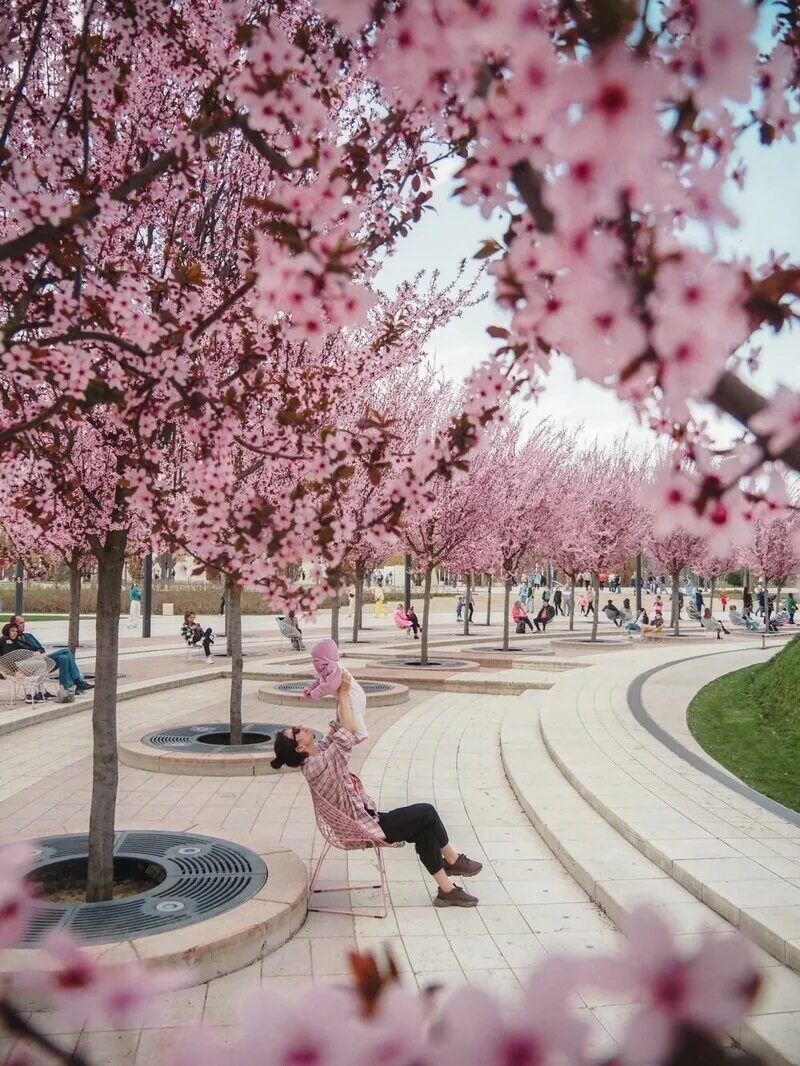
612;906;760;1065
749;386;800;456
26;930;183;1025
435;958;589;1066
0;841;37;949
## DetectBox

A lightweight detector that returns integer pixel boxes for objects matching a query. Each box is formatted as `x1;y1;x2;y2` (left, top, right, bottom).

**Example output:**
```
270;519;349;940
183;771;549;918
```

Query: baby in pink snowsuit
302;638;367;742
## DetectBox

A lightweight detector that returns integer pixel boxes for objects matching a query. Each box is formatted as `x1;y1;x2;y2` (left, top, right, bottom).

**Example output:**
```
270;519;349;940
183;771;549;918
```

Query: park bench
700;616;729;640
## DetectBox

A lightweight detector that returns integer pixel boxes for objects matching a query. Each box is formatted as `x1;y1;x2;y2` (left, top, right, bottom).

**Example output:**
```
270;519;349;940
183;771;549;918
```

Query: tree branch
0;0;50;152
510;160;554;234
709;369;800;472
0;998;91;1066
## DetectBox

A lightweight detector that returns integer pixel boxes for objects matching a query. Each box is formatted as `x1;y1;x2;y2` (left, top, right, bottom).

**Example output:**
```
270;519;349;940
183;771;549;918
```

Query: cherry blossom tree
323;0;800;541
698;547;743;612
744;509;800;615
398;382;499;664
557;446;644;641
479;426;568;650
647;527;708;634
551;462;594;633
1;4;504;901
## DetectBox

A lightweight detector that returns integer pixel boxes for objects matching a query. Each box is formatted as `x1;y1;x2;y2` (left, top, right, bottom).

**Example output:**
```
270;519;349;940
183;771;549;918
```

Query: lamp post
14;561;24;616
142;554;153;638
404;554;411;611
635;552;643;614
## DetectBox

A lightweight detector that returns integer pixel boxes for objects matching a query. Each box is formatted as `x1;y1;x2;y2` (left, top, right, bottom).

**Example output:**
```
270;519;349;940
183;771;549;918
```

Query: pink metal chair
307;789;402;919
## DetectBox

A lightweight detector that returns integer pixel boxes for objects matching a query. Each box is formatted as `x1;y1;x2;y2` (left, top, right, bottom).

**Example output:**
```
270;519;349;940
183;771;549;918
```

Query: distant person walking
127;583;141;629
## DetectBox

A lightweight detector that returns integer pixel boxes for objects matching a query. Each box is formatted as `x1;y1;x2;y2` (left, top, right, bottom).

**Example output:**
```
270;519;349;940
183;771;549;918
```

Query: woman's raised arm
336;670;358;735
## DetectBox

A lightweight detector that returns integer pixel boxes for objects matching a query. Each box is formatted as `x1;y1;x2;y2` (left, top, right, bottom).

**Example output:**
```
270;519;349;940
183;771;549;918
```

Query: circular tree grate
275;680;393;695
377;658;472;669
141;722;320;753
477;647;554;656
19;830;267;947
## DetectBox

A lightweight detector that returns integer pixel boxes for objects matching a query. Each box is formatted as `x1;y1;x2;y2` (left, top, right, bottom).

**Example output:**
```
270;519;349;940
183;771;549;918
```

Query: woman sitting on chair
180;611;214;660
271;673;482;908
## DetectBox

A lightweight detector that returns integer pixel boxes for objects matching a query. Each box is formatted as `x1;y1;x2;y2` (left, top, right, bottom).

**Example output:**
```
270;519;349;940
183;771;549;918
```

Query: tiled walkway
1;678;620;1064
4;633;795;1065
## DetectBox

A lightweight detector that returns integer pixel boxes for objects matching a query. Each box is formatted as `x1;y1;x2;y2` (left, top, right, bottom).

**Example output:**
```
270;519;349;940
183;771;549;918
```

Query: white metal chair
276;617;304;651
308;790;402;919
700;616;729;640
0;651;58;708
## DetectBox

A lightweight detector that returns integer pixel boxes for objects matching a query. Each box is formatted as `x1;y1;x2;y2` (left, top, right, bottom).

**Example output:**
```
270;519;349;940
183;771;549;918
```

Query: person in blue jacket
10;615;93;695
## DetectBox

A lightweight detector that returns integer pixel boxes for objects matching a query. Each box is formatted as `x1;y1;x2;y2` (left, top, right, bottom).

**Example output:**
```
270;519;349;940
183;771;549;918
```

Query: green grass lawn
688;635;800;813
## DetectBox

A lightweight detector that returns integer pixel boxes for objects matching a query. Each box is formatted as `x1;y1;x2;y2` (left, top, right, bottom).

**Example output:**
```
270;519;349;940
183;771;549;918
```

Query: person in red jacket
511;599;533;632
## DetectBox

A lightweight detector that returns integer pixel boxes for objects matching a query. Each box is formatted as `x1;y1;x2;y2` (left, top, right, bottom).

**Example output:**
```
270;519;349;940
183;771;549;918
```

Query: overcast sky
376;89;798;455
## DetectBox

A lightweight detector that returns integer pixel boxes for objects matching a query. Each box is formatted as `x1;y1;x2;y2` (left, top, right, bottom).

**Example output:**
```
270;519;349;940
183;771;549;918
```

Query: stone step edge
0;667;230;737
499;703;800;1066
537;695;800;979
246;668;554;696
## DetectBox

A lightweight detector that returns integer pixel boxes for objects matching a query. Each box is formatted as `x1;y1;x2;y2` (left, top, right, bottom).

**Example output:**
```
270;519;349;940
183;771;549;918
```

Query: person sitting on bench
533;603;555;632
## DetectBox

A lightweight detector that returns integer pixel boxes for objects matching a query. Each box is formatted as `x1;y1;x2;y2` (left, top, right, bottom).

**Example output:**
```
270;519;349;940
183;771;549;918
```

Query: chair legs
308;840;389;919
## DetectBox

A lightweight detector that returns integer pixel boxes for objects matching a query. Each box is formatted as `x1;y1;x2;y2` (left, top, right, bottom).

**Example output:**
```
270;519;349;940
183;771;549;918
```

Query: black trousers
378;802;448;875
190;627;214;655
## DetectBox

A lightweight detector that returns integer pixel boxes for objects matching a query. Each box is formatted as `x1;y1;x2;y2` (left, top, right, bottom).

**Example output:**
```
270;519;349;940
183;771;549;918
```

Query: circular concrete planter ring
258;679;409;709
1;827;307;1009
118;722;323;776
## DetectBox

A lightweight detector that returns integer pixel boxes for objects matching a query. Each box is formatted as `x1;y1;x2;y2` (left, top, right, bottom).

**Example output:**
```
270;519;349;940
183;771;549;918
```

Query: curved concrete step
501;695;800;1066
536;646;800;980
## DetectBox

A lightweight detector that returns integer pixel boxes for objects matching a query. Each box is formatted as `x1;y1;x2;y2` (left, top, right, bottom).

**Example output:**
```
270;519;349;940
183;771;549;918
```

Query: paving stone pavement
2;635;791;1065
0;667;624;1065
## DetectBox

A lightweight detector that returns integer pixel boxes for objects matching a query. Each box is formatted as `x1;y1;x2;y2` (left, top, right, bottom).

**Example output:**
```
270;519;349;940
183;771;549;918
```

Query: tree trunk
502;577;512;651
463;573;471;636
225;584;232;655
672;570;681;635
486;574;492;626
67;549;82;653
420;566;433;666
710;576;716;613
86;529;127;902
590;572;600;643
227;579;243;746
330;587;340;644
569;573;576;632
352;563;364;644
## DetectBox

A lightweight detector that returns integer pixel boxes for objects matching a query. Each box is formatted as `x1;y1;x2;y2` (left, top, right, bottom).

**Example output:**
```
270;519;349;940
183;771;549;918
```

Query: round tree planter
557;636;631;648
258;679;409;709
472;645;555;656
375;657;478;670
118;722;322;776
1;828;306;1009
